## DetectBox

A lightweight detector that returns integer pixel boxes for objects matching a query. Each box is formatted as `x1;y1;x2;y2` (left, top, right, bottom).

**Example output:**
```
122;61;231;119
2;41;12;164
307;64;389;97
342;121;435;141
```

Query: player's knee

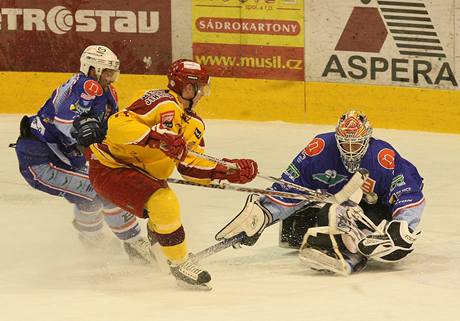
145;188;181;233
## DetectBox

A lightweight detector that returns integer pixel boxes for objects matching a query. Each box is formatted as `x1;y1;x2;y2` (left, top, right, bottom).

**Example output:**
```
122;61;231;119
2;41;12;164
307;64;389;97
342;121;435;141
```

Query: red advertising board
193;43;304;80
0;0;171;74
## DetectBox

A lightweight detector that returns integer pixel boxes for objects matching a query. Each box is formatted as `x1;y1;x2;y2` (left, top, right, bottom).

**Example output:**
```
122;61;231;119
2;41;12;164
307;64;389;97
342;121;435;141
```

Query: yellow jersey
90;89;218;184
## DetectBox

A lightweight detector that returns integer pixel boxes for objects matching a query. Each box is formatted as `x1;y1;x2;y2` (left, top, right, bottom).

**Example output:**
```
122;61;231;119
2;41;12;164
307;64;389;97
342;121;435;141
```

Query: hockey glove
212;158;258;184
357;220;420;262
215;194;272;246
72;115;104;147
148;124;187;161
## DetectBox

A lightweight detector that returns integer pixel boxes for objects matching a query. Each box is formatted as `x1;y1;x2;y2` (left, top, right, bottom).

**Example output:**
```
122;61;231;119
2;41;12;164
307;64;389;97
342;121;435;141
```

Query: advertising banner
307;0;458;89
192;0;304;80
0;0;171;74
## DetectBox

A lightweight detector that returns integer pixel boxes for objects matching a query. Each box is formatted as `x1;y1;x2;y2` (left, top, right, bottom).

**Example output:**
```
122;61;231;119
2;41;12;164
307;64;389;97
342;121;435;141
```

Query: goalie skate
169;259;212;291
123;237;156;264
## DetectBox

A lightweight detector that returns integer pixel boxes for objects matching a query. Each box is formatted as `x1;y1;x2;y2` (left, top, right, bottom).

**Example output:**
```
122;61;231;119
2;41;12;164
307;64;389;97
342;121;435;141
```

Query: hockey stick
186;149;332;198
257;170;367;204
186;149;315;193
185;149;368;204
186;148;239;169
190;233;245;263
191;206;324;264
167;177;318;201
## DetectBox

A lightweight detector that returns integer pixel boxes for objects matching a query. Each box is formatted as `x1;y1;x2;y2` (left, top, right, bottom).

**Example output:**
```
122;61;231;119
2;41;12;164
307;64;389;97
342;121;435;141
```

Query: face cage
335;135;370;173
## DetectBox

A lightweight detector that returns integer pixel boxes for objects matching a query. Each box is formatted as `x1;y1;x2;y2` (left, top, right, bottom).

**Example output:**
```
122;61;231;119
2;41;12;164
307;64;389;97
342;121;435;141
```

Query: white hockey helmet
80;45;120;82
335;110;373;173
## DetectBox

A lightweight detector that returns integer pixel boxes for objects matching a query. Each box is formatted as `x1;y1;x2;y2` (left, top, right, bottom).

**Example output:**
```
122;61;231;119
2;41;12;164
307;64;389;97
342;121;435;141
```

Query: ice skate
168;257;212;291
123;236;156;264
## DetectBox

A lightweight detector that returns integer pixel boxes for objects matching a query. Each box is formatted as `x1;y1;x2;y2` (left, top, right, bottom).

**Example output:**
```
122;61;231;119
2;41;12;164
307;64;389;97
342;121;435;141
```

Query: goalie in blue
216;110;425;275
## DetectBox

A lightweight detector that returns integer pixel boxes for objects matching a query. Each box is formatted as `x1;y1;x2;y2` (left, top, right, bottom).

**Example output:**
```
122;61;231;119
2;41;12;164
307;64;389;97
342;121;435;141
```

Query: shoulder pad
370;139;397;170
377;148;396;170
82;79;103;99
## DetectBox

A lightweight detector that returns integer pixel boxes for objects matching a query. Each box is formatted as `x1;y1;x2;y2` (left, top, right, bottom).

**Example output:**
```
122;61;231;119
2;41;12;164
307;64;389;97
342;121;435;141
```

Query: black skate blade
176;279;212;291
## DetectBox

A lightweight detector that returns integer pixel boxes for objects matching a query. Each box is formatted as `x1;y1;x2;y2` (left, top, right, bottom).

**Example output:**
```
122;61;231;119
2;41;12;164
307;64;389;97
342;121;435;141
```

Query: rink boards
0;71;458;133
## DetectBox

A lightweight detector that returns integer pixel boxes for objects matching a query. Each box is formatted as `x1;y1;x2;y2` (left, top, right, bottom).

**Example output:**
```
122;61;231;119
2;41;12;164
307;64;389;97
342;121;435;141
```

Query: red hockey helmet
167;59;210;96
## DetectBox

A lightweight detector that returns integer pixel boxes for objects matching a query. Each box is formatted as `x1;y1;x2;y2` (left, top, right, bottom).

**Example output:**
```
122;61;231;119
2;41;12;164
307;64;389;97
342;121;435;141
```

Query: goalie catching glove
215;194;272;246
314;203;421;263
357;220;420;262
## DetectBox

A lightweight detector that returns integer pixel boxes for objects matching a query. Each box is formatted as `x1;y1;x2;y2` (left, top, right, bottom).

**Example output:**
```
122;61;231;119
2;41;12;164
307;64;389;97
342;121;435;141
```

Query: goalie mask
335;110;373;173
167;59;211;103
80;45;120;83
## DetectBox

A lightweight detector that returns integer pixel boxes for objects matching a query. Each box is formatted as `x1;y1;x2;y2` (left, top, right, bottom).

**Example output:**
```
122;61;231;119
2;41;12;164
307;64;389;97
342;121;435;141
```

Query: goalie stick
167;177;368;205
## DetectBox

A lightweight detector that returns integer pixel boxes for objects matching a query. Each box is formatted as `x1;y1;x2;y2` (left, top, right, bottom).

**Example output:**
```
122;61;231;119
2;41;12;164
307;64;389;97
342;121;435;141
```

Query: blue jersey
28;73;118;168
267;132;425;227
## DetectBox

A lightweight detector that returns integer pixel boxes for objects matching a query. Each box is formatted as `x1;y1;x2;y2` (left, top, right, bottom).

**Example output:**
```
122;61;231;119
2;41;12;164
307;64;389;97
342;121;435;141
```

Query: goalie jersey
90;89;219;184
269;132;425;229
27;73;118;168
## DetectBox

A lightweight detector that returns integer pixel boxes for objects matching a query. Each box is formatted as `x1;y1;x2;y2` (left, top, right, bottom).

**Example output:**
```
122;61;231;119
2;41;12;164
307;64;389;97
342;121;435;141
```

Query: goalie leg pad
279;205;322;249
215;194;272;246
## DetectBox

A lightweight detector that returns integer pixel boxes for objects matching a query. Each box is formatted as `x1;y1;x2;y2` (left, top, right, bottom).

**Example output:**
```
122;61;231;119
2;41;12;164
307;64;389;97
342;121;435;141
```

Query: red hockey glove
148;124;187;161
213;158;258;184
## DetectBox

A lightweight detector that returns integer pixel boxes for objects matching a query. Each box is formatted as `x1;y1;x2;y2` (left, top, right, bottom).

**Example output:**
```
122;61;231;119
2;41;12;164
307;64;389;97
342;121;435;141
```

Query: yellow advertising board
192;0;304;80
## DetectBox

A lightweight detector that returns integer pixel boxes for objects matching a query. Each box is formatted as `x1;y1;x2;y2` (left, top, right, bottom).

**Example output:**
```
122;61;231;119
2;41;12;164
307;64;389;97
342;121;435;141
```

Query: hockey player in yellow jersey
87;59;258;289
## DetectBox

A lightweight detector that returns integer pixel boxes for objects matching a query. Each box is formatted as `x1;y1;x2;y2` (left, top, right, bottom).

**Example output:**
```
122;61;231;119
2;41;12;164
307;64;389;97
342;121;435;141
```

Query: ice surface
0;114;459;321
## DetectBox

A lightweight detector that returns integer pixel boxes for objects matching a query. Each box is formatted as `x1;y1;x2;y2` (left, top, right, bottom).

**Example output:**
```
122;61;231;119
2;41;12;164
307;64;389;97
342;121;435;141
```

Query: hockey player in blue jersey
215;110;425;275
13;45;153;263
